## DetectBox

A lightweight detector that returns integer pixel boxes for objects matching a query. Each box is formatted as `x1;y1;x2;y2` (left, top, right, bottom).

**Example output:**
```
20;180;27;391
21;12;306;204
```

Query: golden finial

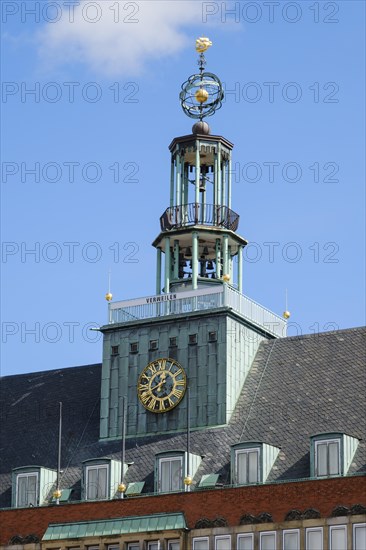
184;475;193;486
223;274;230;283
283;288;291;319
118;482;127;493
105;269;113;302
196;37;213;53
53;489;62;499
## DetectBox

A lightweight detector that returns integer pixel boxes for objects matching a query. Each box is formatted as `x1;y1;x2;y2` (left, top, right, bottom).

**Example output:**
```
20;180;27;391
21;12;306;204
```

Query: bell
185;247;192;257
203;246;209;256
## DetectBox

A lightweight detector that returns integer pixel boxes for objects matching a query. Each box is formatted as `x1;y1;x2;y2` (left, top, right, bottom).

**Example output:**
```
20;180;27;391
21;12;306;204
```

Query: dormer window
315;439;340;477
235;447;260;484
85;463;108;500
159;455;183;493
310;433;359;478
12;466;56;508
82;458;123;501
16;472;38;507
155;451;201;493
231;442;279;486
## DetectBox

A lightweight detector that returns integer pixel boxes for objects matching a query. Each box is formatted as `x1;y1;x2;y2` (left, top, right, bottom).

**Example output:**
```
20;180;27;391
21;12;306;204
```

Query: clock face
137;358;187;413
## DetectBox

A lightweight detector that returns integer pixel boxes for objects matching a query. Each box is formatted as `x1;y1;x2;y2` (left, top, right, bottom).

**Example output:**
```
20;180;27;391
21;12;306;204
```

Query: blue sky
1;0;365;376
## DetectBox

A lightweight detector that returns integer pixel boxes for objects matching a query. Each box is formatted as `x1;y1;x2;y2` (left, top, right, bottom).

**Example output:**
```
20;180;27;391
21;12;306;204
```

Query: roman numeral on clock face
172;388;183;399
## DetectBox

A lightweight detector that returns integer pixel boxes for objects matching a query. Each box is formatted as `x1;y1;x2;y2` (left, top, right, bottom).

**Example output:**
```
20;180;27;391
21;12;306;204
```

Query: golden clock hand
150;373;167;392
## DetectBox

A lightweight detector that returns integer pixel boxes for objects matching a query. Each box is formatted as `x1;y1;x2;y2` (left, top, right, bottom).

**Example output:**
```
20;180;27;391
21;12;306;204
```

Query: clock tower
99;39;286;440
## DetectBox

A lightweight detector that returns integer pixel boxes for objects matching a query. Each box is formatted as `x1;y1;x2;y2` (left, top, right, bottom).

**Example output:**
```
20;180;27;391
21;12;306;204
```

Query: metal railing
108;286;286;338
160;203;240;232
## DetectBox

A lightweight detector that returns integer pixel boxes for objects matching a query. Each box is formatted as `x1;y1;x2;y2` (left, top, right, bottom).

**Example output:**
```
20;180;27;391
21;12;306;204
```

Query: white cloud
38;1;205;77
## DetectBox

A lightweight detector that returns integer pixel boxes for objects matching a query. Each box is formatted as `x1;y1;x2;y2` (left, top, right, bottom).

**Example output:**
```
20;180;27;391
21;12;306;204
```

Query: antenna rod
187;386;191;490
121;397;126;498
56;401;62;505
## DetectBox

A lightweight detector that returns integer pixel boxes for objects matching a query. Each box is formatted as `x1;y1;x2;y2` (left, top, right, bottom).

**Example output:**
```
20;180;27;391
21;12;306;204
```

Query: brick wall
1;476;365;544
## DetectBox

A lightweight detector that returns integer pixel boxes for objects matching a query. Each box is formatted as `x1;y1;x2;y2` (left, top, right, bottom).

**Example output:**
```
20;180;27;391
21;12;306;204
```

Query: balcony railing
108;285;286;338
160;203;240;232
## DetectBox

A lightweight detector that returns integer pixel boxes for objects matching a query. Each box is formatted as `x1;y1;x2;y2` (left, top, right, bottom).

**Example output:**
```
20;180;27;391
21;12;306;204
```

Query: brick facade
1;476;365;545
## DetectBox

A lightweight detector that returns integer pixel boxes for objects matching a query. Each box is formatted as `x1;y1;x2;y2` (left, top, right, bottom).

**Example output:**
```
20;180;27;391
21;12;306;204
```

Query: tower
100;39;286;440
154;39;246;294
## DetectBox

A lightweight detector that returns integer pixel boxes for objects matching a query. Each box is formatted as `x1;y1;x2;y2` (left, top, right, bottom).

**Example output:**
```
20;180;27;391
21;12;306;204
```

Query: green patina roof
42;513;187;540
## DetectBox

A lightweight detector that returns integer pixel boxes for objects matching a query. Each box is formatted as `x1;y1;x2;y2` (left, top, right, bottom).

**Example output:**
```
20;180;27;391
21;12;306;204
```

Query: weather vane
180;37;224;122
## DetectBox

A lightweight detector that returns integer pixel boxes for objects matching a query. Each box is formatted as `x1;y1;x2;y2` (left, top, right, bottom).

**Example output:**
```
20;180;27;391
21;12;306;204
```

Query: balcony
108;285;286;338
160;203;240;232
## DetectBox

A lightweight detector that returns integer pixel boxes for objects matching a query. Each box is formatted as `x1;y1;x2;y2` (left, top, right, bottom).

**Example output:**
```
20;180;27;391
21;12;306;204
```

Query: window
127;545;139;550
208;331;217;342
330;526;347;550
283;530;299;550
147;543;159;550
107;546;119;550
354;524;366;550
158;456;182;492
168;541;180;550
315;439;340;476
193;538;209;550
85;464;108;500
169;336;177;347
237;534;254;550
235;448;259;484
215;536;231;550
306;528;323;550
189;333;197;345
260;532;276;550
149;339;158;350
111;345;119;355
16;472;38;507
130;342;138;353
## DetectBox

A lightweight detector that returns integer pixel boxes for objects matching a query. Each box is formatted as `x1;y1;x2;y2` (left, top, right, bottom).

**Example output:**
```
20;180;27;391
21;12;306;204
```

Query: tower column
228;157;232;210
170;158;175;208
164;236;171;293
176;152;181;208
217;143;222;210
222;157;226;209
215;238;221;280
156;248;162;294
228;245;232;283
213;153;218;224
183;165;189;223
238;245;243;293
180;156;185;207
173;240;179;280
223;234;229;278
192;232;199;290
195;140;200;205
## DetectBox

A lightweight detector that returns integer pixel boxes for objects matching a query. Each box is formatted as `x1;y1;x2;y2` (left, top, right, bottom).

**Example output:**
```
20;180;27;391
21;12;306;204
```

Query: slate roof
1;326;365;508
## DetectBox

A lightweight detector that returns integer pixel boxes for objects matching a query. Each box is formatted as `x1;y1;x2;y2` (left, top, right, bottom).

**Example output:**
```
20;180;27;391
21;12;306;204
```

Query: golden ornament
196;37;213;53
118;482;127;493
184;475;193;486
195;88;209;104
